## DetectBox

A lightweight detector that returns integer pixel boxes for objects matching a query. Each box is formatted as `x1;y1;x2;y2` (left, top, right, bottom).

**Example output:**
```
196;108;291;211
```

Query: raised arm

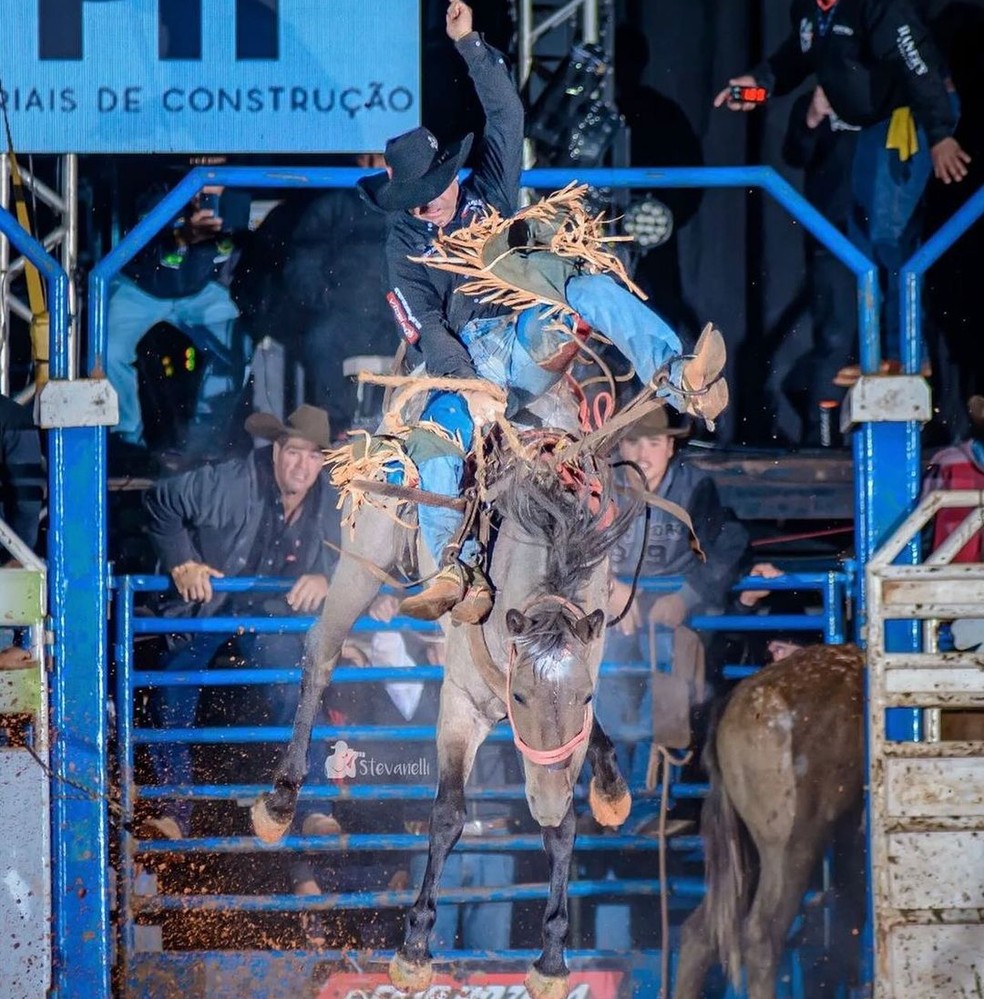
448;1;525;213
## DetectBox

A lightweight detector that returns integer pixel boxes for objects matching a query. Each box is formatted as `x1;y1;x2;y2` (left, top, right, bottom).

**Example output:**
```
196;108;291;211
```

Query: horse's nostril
543;759;569;772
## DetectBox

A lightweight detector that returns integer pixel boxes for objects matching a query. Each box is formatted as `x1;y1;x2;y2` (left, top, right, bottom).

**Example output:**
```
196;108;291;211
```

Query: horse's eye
584;694;593;705
512;692;526;706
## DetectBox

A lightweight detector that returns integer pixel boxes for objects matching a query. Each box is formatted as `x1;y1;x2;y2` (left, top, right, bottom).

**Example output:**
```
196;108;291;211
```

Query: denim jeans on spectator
848;117;932;362
415;275;684;567
107;276;239;445
409;850;515;950
149;630;304;831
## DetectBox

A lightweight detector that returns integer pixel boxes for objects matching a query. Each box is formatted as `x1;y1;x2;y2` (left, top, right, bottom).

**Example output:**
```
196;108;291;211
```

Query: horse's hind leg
742;837;818;999
672;900;719;999
252;505;398;842
525;802;577;999
586;716;631;827
391;686;490;993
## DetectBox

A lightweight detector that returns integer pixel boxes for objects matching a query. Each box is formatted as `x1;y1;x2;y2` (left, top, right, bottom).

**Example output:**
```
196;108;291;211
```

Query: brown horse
673;643;865;999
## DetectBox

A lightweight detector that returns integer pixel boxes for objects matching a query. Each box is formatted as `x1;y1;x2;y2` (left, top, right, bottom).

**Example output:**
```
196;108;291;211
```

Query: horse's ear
573;608;606;644
506;609;530;636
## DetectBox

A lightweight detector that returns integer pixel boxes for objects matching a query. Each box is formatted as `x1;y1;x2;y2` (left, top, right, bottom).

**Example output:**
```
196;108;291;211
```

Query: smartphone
199;191;221;215
730;84;768;104
196;190;250;232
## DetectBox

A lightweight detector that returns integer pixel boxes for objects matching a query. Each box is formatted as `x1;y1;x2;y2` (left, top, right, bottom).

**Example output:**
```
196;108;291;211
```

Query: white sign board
0;0;421;153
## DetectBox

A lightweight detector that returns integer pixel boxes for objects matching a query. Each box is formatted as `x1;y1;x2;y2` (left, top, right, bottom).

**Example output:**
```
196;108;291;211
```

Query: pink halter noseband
506;596;595;767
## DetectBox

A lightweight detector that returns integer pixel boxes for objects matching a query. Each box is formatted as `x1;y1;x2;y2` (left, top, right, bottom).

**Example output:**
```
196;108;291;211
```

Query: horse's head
505;598;605;827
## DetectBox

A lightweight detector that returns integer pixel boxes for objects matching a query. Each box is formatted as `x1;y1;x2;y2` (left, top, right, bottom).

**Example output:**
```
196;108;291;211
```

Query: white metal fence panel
867;490;984;999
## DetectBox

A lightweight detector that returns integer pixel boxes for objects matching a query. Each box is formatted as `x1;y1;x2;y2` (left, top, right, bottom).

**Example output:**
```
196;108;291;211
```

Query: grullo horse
251;437;638;999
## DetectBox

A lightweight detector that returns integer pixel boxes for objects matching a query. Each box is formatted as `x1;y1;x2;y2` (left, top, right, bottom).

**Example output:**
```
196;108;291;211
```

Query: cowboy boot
683;322;727;388
667;323;729;426
450;565;494;625
398;564;467;621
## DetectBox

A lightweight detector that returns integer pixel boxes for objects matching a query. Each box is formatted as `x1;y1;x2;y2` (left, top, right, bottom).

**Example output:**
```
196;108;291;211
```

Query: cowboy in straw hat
359;1;728;622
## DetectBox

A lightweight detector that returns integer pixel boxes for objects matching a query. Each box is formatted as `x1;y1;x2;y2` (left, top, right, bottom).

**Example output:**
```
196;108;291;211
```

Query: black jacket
382;33;525;378
612;459;748;615
144;445;339;615
782;92;859;226
753;0;956;145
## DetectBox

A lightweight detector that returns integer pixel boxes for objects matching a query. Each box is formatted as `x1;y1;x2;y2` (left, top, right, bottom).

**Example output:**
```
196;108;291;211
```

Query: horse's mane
496;452;639;602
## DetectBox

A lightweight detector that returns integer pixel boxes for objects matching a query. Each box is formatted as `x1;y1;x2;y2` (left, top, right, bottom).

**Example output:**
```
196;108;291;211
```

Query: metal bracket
35;378;118;428
840;375;931;433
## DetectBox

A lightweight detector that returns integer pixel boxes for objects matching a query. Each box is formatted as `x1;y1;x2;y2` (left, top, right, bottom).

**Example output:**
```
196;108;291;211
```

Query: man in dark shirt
715;0;970;366
360;1;728;623
590;406;748;946
142;404;339;838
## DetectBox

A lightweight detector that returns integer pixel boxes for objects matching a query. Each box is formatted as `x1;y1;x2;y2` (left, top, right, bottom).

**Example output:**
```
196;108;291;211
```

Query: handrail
901;183;984;373
88;163;881;374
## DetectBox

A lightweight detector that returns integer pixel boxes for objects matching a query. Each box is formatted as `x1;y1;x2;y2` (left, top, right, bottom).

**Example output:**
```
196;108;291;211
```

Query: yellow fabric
886;107;919;162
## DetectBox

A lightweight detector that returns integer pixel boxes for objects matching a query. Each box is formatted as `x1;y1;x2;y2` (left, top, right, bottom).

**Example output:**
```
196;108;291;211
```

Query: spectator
781;87;860;445
589;406;748;948
232;154;392;433
140;404;339;839
923;394;984;653
735;561;810;663
921;2;984;440
0;392;44;559
716;0;970;369
107;176;250;465
361;0;727;624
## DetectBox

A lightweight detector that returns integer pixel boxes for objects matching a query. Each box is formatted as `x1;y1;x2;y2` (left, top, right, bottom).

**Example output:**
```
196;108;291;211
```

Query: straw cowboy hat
244;405;332;449
357;126;474;213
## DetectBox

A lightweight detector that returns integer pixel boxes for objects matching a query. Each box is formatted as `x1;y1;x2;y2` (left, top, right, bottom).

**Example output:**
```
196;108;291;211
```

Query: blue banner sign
1;0;421;153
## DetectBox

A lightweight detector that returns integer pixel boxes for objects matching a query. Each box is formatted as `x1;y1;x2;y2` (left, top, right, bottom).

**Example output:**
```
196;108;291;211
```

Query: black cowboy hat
357;126;473;213
244;405;331;449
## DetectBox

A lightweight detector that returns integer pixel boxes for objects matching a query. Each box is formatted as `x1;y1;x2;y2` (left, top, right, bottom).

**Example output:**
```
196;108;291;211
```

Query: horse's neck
491;521;611;631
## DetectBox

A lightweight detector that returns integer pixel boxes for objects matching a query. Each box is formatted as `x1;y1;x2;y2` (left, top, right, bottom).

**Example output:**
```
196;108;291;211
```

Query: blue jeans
148;630;304;831
848;116;933;362
416;274;684;567
107;276;239;444
409;850;515;950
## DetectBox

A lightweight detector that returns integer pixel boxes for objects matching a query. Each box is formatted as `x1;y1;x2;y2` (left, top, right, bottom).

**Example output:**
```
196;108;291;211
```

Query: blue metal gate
9;161;982;996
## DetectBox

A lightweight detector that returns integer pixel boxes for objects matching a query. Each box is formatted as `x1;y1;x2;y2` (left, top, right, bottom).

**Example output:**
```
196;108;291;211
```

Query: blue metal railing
84;163;978;999
0;206;111;999
87;164;881;376
114;567;849;981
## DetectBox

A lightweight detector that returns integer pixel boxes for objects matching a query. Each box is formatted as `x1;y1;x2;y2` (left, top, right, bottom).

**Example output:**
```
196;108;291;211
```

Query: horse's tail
700;702;754;991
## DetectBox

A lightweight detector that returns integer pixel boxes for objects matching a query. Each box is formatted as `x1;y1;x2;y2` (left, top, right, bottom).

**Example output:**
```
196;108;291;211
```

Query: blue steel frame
0;208;111;998
65;162;928;999
114;570;846;997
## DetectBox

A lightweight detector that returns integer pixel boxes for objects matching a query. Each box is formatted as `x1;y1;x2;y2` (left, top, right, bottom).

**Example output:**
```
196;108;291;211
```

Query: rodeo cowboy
358;0;728;623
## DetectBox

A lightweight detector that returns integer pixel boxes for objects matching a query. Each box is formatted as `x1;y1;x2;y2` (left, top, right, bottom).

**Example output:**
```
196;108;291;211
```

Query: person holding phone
714;0;970;376
106;166;251;469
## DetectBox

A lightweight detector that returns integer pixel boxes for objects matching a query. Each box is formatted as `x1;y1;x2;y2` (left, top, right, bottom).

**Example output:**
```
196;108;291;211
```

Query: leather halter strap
504;594;594;767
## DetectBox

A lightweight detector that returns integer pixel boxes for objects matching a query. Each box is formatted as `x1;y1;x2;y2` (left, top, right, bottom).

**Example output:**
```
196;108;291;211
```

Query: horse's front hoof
389;951;434;994
589;774;631;828
250;793;292;844
525;966;569;999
